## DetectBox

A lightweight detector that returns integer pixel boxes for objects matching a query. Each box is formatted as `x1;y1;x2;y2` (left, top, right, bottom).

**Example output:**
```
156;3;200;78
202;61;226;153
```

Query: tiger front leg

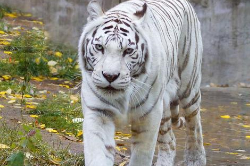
83;108;116;166
181;91;206;166
129;101;163;166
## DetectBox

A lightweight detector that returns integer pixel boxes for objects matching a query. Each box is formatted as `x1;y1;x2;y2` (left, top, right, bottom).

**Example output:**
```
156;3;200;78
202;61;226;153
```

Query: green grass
2;27;80;80
0;80;21;92
0;5;12;19
0;60;16;76
0;122;84;166
29;93;83;138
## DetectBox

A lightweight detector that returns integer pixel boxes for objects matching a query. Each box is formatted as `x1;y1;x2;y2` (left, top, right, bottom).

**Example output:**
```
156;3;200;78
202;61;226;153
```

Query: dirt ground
1;86;250;166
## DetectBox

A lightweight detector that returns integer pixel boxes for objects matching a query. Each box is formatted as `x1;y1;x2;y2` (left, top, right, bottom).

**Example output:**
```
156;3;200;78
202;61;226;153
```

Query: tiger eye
125;48;134;54
95;44;103;51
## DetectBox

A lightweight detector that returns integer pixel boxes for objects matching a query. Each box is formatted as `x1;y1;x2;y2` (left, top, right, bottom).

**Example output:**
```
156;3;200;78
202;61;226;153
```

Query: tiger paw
184;149;206;166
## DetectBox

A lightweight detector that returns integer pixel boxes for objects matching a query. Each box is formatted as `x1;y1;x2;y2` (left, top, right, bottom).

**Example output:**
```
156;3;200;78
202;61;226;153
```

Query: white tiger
78;0;206;165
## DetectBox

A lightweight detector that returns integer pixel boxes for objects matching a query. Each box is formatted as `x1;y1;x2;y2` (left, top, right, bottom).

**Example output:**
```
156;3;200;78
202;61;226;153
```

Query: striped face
82;14;147;92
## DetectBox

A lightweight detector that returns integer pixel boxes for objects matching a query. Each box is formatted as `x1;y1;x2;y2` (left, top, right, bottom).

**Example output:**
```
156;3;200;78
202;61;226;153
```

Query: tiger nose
102;72;120;83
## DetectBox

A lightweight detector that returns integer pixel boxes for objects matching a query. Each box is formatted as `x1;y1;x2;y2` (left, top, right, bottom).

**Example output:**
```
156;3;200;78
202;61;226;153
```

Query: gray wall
0;0;249;86
194;0;250;85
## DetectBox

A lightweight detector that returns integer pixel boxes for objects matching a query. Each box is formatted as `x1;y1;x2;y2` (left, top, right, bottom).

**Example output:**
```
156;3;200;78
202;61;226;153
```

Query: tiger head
79;1;149;95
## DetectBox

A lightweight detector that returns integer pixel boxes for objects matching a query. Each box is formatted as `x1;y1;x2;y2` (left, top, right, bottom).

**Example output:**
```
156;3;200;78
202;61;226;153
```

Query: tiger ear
133;3;147;23
87;0;104;22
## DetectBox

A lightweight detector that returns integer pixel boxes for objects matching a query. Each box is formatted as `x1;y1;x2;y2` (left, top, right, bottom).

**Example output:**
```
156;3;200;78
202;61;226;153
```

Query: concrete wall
0;0;249;86
194;0;250;85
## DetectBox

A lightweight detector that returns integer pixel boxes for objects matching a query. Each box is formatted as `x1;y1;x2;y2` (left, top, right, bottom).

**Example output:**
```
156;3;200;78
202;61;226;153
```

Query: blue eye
95;44;103;51
125;48;134;54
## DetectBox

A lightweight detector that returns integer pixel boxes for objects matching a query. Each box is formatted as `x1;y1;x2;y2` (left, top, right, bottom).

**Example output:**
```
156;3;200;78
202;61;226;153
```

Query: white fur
79;0;206;166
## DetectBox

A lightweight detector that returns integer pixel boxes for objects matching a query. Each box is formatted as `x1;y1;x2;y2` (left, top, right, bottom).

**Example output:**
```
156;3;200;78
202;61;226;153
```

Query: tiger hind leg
180;90;206;166
170;100;186;129
155;101;176;166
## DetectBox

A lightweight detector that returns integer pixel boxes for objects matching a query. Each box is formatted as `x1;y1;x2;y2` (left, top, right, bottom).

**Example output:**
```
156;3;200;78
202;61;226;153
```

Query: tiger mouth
100;85;117;91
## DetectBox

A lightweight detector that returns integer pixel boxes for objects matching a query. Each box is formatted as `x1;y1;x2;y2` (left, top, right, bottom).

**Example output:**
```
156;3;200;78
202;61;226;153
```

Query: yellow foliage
2;75;12;80
220;115;230;119
39;124;46;129
0;41;10;45
32;21;44;25
35;57;40;65
59;84;70;89
24;94;32;98
49;77;59;80
27;105;37;109
31;77;44;82
54;52;63;58
67;57;73;63
4;13;18;18
30;115;39;118
242;125;250;128
46;128;58;133
226;152;239;155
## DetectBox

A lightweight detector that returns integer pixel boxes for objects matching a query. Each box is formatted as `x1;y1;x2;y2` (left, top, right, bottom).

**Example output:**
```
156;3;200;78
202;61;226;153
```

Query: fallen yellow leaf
0;91;6;95
31;77;43;82
2;75;11;80
54;52;62;58
242;125;250;128
39;124;46;129
115;146;121;151
0;105;4;108
4;13;18;18
49;77;59;80
246;103;250;106
77;130;83;137
0;31;5;34
221;115;230;119
0;116;2;119
26;105;37;109
0;41;10;45
0;143;10;149
30;115;39;118
226;152;239;155
67;57;73;63
24;94;32;98
66;132;74;136
119;161;128;166
46;128;58;133
246;136;250;139
3;51;12;55
59;84;70;89
32;21;43;25
122;134;132;137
